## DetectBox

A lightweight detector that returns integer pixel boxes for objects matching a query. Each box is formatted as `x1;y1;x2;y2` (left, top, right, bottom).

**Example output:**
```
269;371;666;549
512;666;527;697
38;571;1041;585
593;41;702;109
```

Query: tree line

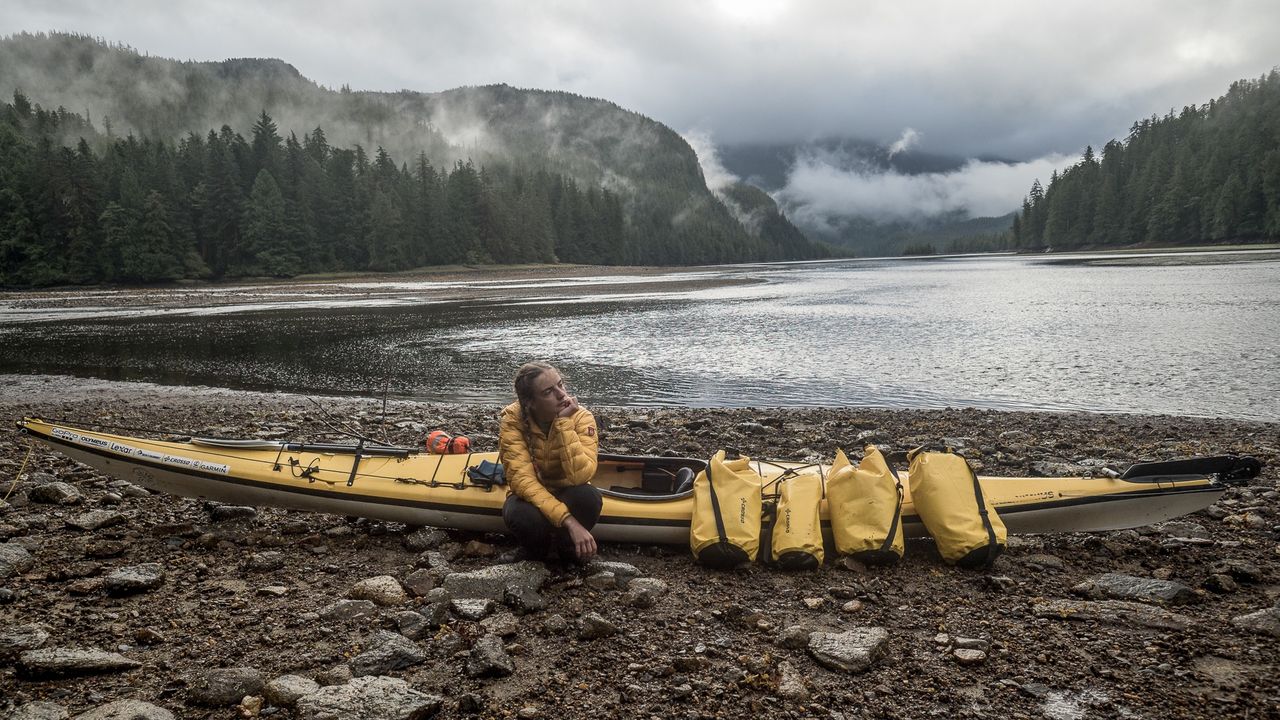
0;94;825;287
1013;69;1280;250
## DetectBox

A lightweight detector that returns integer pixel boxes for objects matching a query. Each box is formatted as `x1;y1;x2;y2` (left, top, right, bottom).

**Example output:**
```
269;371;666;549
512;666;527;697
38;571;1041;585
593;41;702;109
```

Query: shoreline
1;375;1277;718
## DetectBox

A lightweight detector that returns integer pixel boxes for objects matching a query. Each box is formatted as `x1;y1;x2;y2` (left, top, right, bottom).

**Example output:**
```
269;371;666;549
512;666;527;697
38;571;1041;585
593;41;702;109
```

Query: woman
499;362;600;562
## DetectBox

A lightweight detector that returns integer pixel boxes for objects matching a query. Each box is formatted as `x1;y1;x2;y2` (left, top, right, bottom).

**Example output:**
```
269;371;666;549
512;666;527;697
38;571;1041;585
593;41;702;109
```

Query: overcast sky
5;0;1277;220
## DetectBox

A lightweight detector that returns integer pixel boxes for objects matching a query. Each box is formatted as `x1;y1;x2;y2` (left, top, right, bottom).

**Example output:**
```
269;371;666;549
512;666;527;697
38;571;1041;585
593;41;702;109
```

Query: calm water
2;251;1278;421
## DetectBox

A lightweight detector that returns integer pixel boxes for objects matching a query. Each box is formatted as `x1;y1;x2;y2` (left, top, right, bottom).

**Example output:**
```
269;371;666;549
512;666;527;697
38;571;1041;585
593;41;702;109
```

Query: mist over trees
0;32;828;286
1014;70;1280;250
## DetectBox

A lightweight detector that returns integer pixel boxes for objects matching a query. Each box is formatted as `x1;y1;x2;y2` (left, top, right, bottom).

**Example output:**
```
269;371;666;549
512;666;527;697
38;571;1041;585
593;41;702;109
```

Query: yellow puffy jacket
498;402;599;526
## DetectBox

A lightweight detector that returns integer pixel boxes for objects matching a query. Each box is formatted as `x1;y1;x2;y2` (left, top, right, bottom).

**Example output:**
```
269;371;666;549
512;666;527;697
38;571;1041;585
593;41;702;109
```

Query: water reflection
1;252;1277;421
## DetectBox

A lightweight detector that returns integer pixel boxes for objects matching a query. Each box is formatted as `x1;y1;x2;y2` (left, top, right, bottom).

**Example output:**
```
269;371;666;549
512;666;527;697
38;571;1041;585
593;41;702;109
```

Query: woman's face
529;369;570;422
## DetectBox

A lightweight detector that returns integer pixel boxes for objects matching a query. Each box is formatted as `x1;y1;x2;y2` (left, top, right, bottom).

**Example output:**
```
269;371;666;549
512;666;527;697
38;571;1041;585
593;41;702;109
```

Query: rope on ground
3;441;34;502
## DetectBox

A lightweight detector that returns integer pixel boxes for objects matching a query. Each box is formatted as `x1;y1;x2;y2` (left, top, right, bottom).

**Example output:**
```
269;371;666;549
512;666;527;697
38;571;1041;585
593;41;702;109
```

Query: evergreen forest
1014;70;1280;250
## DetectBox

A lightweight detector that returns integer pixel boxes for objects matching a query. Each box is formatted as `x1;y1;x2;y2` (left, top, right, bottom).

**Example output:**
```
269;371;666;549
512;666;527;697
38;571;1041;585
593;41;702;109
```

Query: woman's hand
556;395;580;418
562;515;597;561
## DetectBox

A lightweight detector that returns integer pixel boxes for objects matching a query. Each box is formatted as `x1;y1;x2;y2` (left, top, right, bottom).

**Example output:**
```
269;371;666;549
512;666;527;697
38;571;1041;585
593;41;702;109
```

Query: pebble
402;527;451;552
66;510;126;531
349;631;426;677
466;634;515;678
577;611;619;640
0;541;35;578
953;648;987;665
264;674;322;707
319;599;379;623
451;598;496;621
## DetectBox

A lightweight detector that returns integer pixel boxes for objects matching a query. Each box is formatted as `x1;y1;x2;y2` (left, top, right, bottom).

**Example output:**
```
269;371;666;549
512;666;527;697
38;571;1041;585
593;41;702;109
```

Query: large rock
1073;573;1196;605
0;541;35;578
188;666;265;706
442;562;549;602
16;648;142;678
295;676;443;720
1231;607;1280;638
807;627;889;673
627;578;668;608
1033;599;1192;631
13;702;68;720
103;564;165;595
451;598;496;621
72;700;176;719
264;674;322;707
466;634;515;678
0;622;50;660
350;631;427;677
584;560;642;587
28;482;82;505
349;576;408;607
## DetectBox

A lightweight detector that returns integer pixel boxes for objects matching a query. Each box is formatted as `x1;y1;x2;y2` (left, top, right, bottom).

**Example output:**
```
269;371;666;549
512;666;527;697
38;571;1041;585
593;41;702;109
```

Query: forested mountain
1014;70;1280;250
0;32;827;286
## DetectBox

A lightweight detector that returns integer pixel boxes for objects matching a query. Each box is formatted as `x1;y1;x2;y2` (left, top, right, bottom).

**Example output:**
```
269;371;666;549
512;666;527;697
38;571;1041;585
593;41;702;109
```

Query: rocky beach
1;377;1277;719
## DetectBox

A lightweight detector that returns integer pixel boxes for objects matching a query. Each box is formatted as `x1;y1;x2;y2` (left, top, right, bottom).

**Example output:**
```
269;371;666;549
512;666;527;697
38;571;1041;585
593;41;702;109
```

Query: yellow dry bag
826;447;905;565
690;450;763;568
770;471;825;570
908;448;1006;568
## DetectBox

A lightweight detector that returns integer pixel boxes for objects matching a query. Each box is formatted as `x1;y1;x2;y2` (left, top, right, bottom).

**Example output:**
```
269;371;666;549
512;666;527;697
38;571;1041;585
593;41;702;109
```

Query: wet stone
295;675;443;720
0;622;50;660
66;510;126;531
402;568;435;597
12;701;68;720
264;674;321;707
349;575;408;607
1033;599;1192;631
466;634;515;678
451;598;496;621
71;700;176;720
83;540;127;559
350;631;426;677
808;627;889;673
208;504;257;521
188;666;265;706
502;583;546;614
103;563;165;595
776;625;813;650
442;561;549;602
1073;573;1196;605
28;482;82;505
320;599;378;623
0;541;35;578
577;611;619;640
16;648;142;678
247;551;286;571
1230;607;1280;638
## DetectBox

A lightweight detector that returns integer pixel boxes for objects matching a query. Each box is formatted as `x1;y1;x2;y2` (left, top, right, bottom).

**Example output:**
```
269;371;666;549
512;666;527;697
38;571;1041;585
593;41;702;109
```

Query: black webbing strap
706;460;730;547
346;438;365;487
966;460;998;567
880;462;905;553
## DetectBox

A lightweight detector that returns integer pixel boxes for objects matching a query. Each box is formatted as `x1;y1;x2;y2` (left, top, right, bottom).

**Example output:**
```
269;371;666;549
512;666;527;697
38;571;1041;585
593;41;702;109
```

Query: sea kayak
15;418;1257;545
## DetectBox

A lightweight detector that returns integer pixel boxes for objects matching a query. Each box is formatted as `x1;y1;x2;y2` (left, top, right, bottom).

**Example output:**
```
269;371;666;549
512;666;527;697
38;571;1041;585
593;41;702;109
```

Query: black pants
502;484;602;559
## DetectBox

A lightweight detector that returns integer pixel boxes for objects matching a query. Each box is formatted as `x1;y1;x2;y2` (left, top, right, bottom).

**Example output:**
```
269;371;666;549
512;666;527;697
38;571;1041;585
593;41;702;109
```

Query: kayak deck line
14;417;1251;544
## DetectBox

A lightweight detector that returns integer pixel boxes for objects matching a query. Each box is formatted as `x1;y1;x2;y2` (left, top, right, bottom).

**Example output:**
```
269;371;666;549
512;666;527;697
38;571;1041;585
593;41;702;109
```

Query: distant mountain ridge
0;31;828;279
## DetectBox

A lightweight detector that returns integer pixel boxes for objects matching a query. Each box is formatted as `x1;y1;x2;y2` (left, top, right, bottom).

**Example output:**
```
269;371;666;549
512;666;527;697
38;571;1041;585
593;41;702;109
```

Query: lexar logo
739;498;747;524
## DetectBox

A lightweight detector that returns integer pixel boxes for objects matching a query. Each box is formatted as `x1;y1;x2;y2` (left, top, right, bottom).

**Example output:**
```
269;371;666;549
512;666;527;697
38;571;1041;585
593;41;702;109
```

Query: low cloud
776;151;1078;226
886;128;920;159
683;129;738;192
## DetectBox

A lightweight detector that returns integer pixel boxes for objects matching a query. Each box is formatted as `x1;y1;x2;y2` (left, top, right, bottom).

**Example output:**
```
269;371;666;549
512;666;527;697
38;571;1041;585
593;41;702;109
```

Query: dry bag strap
706;461;730;547
881;462;905;553
966;461;998;567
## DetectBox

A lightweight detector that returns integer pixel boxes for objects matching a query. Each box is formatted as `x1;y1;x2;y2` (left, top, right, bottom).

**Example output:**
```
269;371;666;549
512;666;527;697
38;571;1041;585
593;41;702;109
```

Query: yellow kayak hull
17;418;1228;545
